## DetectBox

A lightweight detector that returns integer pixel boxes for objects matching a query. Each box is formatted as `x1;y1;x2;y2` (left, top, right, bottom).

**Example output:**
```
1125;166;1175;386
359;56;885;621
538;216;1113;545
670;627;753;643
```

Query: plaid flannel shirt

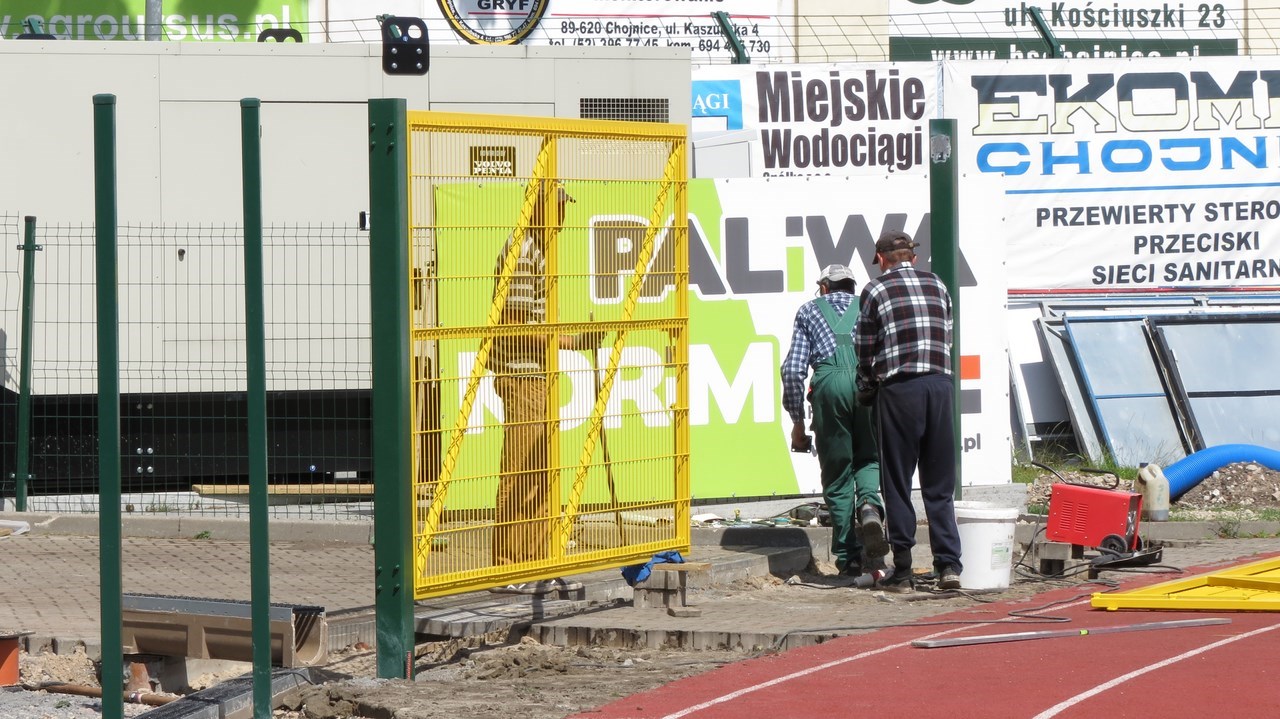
854;263;952;391
780;291;856;424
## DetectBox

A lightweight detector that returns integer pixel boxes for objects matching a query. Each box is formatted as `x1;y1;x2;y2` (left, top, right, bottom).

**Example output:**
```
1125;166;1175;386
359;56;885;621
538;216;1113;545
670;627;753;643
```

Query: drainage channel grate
122;593;327;667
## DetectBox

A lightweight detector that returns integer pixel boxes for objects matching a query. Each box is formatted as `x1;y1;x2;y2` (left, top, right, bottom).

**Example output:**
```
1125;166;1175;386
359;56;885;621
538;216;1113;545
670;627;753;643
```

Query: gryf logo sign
692;80;743;131
437;0;548;44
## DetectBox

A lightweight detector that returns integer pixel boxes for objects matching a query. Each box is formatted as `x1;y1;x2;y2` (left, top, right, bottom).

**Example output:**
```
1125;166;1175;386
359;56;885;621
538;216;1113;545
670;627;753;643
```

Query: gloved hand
856;386;877;407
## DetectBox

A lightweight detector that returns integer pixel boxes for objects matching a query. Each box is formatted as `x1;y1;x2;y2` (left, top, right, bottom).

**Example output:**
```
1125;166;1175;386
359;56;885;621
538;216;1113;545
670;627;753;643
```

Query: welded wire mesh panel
1;221;372;519
1;213;21;502
406;112;689;598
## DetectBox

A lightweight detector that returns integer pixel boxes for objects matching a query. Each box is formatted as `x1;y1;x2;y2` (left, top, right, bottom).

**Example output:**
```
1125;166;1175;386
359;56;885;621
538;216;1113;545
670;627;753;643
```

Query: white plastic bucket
954;501;1019;590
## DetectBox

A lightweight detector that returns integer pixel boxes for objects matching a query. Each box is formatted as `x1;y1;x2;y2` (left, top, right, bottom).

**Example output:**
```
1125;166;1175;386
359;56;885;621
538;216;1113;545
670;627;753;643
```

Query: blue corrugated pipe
1165;444;1280;501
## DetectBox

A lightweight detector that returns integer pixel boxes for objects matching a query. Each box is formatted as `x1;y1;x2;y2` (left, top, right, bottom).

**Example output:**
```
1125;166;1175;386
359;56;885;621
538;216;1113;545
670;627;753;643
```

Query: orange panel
960;354;981;380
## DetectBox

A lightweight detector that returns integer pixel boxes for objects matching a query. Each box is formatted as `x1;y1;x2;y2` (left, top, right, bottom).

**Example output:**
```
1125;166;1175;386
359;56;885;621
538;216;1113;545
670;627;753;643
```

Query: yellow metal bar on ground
1205;575;1280;591
559;143;685;547
1092;555;1280;611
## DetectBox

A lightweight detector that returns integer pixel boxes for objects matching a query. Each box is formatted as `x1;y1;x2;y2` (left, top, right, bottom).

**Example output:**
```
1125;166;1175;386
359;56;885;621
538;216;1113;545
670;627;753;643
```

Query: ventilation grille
579;98;670;123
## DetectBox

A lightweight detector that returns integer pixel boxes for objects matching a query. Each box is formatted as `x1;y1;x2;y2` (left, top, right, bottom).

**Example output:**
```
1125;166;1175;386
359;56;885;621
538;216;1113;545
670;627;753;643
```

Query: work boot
878;568;914;593
938;565;962;591
858;505;889;561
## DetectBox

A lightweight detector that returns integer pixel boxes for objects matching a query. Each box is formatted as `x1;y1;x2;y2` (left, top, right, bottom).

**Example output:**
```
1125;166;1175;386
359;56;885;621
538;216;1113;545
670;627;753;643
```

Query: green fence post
368;98;414;679
14;216;42;511
928;118;963;500
240;97;272;719
1028;6;1063;58
93;92;124;719
711;11;750;64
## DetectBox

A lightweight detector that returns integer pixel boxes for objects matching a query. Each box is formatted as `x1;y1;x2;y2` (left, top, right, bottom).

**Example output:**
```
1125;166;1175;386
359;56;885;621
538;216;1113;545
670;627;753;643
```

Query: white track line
1031;620;1280;719
658;597;1096;719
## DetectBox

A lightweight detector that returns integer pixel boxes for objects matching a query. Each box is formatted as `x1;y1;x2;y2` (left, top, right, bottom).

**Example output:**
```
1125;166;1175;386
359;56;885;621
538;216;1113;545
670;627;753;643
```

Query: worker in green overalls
781;264;886;577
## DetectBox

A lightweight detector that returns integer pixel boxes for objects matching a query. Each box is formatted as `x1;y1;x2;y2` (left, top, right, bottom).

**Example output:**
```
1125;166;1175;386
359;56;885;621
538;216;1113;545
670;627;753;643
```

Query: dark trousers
875;373;962;573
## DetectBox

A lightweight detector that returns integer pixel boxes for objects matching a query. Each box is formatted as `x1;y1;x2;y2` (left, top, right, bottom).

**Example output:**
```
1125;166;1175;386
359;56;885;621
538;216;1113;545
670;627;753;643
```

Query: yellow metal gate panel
1092;556;1280;611
405;111;689;599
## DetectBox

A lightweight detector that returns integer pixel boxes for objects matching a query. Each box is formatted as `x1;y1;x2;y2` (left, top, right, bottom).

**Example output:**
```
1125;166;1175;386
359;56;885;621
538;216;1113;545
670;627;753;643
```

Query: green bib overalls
810;296;882;572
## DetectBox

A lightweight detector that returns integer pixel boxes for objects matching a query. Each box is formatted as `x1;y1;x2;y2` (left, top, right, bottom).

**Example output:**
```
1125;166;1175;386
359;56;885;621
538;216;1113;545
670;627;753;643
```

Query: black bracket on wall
258;27;303;42
18;17;56;39
378;15;430;76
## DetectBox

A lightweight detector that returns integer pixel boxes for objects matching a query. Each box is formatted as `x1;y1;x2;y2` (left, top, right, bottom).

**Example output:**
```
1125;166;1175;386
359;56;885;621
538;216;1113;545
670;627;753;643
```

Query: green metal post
711;11;750;64
1027;7;1063;58
14;216;41;511
368;98;414;679
240;98;272;719
93;92;124;719
928;118;963;500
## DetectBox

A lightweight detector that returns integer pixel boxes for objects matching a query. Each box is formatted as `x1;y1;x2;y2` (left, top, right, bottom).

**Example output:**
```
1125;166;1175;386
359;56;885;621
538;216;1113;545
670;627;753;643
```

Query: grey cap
817;264;855;284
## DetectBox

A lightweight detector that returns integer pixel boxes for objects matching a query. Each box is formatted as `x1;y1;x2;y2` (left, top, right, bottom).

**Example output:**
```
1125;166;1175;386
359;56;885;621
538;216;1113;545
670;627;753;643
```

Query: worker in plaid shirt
781;264;886;578
854;230;963;592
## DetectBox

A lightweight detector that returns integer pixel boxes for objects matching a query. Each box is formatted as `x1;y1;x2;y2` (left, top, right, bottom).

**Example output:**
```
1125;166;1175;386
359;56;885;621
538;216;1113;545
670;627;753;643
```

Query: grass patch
1012;461;1138;485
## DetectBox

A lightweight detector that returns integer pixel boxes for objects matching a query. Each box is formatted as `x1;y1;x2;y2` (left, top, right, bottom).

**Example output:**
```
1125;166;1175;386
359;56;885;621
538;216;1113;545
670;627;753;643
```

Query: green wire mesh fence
1;213;20;503
1;220;372;519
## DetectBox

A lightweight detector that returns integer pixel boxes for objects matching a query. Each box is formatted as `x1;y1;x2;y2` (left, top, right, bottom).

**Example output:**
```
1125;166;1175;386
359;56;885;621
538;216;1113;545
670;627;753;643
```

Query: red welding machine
1045;483;1144;553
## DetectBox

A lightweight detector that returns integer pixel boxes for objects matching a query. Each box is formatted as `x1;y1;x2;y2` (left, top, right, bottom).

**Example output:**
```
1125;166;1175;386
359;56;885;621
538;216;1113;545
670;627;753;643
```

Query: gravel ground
4;648;155;719
0;686;152;718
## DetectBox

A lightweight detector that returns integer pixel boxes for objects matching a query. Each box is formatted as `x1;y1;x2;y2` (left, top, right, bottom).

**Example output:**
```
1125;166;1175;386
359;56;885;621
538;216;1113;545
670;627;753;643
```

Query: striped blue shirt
491;232;547;374
780;291;856;424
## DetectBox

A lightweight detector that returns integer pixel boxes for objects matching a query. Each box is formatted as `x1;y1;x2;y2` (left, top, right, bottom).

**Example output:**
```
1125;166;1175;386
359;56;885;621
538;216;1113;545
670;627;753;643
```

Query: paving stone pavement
1;513;1278;659
0;533;376;654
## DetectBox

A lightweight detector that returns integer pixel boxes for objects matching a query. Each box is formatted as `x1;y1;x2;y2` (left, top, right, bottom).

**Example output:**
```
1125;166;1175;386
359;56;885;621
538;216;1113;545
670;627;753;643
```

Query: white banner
540;0;791;60
946;56;1280;291
689;176;1009;490
324;1;794;61
692;63;940;177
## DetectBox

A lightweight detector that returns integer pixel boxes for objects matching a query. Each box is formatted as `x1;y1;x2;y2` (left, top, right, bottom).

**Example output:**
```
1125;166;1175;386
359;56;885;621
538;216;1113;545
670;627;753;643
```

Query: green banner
431;179;795;505
683;180;793;499
3;1;306;41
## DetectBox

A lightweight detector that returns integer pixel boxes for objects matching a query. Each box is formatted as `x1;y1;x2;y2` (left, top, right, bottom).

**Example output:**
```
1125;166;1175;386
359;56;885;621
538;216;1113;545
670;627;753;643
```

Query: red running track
575;555;1280;719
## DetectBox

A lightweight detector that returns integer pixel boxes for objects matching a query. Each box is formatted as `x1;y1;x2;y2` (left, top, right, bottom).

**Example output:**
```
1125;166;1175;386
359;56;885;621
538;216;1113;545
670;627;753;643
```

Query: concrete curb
324;545;812;650
134;668;312;719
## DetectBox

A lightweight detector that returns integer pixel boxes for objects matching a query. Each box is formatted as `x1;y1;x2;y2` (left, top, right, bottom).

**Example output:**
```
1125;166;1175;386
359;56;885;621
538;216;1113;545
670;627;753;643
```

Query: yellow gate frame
405;111;690;599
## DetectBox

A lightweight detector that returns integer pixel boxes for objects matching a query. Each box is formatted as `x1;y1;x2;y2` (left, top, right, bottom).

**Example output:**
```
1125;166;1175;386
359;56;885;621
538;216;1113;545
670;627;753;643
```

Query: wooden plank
649;562;710;572
193;483;374;496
